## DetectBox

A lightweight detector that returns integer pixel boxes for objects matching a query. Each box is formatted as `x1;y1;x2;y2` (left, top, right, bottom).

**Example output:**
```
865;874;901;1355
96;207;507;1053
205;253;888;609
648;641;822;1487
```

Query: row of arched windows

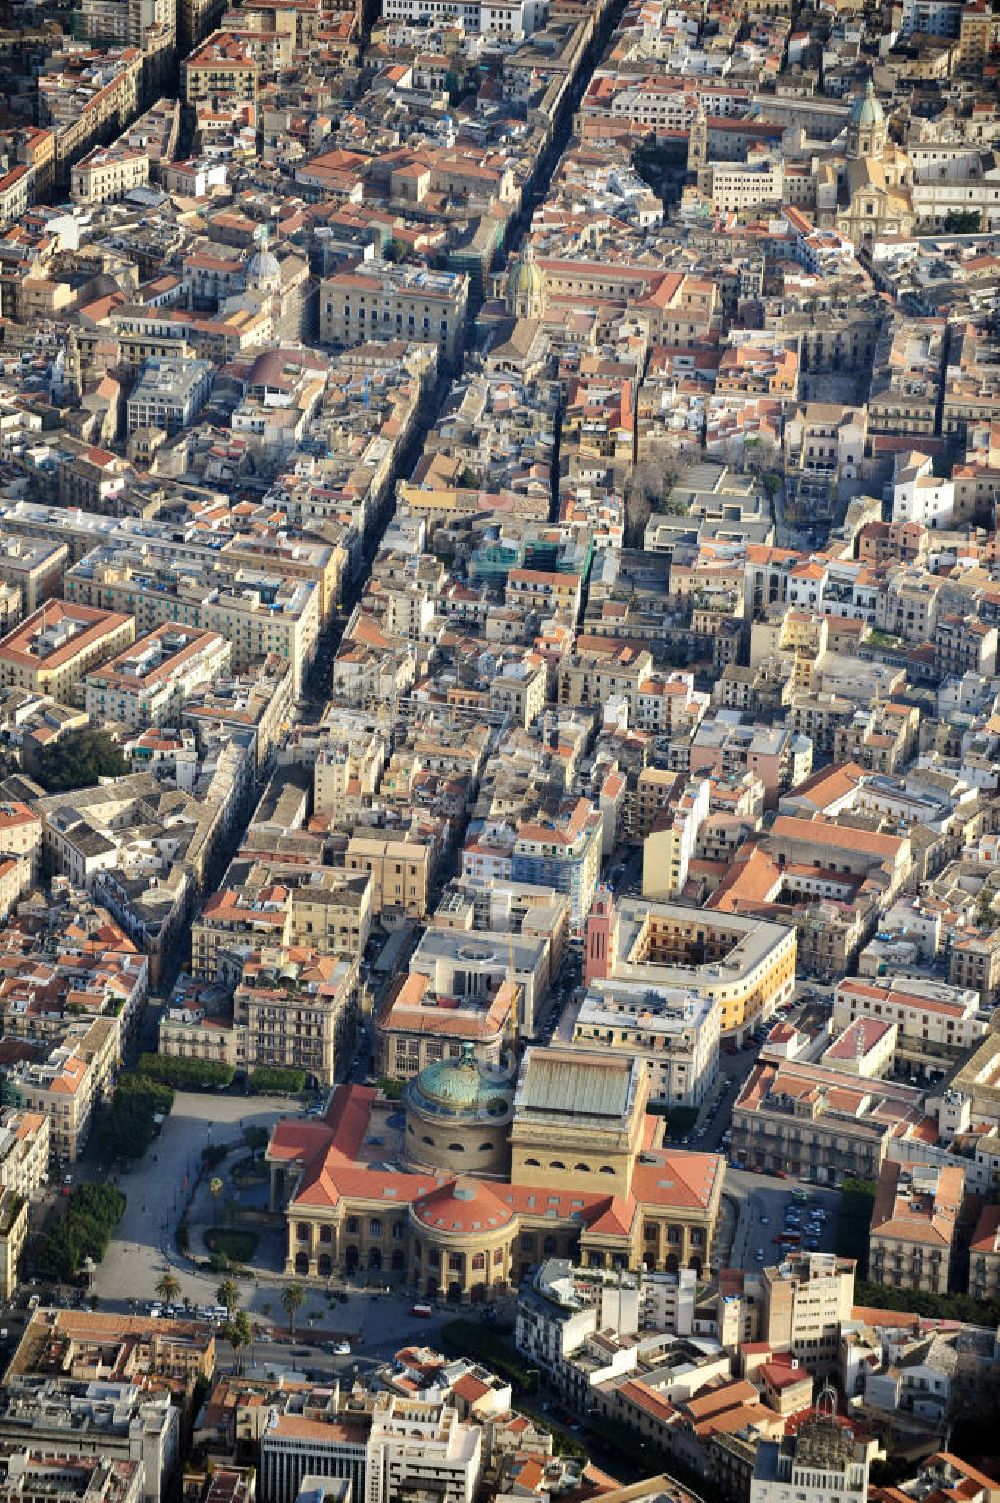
522;1158;615;1174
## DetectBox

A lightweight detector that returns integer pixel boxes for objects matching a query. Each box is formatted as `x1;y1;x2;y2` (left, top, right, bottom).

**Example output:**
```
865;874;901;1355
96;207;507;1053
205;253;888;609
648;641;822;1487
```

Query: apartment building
690;718;812;808
0;1454;141;1503
505;569;583;620
126;357;214;435
6;1017;118;1164
0;1189;30;1298
867;318;946;438
833;977;988;1059
313;731;388;819
70;144;148;204
0;601;135;701
511;798;602;927
633;768;682;841
367;1396;482;1503
0;538;67;613
65;550;320;693
191;869;372;979
321;263;469;366
750;1414;868;1503
233;948;358;1087
968;1203;1000;1301
0;1108;50;1202
732;1056;923;1184
571;978;719;1107
381;0;538;36
85;624;231;729
869;1161;964;1294
0;1375;179;1503
641;777;710;901
182;30;260;104
488;655;547;728
949;928;1000;1004
761;1252;855;1374
345;835;432;920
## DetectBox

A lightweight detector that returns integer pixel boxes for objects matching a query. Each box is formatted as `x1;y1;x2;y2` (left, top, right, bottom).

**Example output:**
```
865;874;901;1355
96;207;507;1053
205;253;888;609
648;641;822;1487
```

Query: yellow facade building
268;1044;723;1301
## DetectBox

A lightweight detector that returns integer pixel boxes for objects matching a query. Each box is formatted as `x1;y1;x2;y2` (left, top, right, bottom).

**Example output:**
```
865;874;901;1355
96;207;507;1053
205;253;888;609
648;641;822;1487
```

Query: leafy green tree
96;1073;174;1162
209;1177;224;1226
137;1054;235;1090
38;1184;126;1282
243;1125;269;1154
248;1067;307;1095
281;1282;306;1334
37;730;128;793
944;209;982;234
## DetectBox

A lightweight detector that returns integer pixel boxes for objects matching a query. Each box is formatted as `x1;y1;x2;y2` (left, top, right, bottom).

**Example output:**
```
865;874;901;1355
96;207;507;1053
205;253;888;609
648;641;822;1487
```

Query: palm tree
209;1177;224;1227
281;1282;305;1335
217;1278;240;1316
156;1272;181;1305
226;1309;253;1374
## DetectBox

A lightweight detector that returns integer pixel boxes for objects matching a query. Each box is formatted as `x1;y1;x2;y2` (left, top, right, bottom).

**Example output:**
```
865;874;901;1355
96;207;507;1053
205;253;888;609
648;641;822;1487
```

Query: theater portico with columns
268;1043;723;1301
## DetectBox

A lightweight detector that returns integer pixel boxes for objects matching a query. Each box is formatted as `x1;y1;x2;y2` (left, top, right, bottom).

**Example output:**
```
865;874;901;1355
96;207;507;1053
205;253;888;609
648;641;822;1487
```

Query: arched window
574;1162;590;1172
479;1142;493;1151
550;1160;566;1170
422;1135;433;1145
448;1142;464;1152
524;1157;540;1166
599;1166;615;1175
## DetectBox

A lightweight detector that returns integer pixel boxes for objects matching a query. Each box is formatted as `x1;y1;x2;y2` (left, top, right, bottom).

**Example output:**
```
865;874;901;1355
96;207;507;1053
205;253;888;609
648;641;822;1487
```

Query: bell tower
688;101;708;175
63;328;82;405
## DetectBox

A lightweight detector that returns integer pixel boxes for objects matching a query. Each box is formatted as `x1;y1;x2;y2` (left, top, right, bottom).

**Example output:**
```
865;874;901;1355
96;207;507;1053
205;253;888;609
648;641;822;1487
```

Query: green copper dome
408;1043;513;1118
849;80;884;130
508;242;546;308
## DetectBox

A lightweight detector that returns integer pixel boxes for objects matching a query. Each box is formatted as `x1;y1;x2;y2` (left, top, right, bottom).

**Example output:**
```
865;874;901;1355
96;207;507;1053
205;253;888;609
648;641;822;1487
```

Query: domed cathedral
506;240;547;322
268;1044;724;1304
816;79;915;246
233;221;314;343
245;222;282;295
845;79;887;162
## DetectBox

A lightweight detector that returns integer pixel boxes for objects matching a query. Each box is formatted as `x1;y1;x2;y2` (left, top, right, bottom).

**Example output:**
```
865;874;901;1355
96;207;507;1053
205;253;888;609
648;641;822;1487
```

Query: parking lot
725;1167;840;1272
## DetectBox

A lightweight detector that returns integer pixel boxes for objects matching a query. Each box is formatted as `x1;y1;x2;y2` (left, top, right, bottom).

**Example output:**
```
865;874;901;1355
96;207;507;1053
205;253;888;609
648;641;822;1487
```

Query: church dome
849;80;884;130
246;247;281;290
407;1042;512;1119
507;242;546;312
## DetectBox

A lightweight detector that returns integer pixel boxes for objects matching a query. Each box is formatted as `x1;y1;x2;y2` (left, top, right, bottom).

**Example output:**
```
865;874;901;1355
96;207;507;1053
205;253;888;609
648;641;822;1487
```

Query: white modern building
366;1397;481;1503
